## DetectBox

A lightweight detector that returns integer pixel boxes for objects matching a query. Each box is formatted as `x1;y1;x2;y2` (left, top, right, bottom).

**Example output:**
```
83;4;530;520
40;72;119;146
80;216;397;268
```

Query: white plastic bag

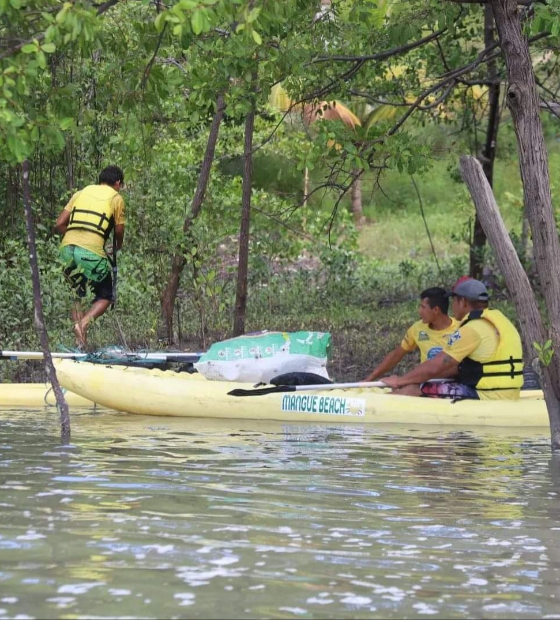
194;331;331;383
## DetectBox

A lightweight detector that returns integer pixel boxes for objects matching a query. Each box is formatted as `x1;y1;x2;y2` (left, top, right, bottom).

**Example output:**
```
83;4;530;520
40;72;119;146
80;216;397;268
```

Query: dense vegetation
0;0;558;382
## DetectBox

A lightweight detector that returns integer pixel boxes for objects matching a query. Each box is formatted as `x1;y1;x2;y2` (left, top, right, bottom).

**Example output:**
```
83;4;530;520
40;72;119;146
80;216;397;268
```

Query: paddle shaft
228;378;452;397
0;350;203;363
286;378;451;391
290;381;387;391
0;351;86;360
111;233;117;310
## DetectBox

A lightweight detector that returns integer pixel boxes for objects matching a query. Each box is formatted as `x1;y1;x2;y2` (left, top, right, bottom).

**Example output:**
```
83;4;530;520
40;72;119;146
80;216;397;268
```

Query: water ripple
0;408;559;619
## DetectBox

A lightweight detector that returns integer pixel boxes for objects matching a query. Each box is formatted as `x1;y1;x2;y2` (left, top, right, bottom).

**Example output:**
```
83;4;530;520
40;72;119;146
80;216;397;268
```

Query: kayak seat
270;372;333;387
522;367;540;390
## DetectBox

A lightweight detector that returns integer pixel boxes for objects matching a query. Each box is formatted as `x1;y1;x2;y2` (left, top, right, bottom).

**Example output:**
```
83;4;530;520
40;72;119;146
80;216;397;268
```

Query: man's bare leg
71;302;86;348
75;299;111;349
71;302;84;326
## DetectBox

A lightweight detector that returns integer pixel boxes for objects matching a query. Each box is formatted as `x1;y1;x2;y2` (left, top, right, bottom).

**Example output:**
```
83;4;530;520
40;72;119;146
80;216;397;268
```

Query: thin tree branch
94;0;121;13
417;81;457;110
311;28;447;63
540;99;560;120
411;174;444;282
388;31;549;135
140;23;168;91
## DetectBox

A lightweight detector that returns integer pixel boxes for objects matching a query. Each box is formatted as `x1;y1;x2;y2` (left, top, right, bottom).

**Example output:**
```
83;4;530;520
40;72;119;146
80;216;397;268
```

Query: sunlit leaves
531;1;560;43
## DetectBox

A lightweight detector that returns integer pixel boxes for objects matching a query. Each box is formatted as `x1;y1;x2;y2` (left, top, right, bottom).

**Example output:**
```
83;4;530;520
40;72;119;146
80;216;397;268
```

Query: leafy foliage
0;0;558;378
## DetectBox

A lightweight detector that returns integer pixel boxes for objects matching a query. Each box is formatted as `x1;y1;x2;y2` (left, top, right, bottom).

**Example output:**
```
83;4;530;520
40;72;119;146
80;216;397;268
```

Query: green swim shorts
59;245;110;282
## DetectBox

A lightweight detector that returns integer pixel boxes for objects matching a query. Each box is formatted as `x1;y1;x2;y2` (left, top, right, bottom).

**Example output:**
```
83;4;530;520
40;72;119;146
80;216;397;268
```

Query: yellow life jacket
457;309;524;391
66;185;117;240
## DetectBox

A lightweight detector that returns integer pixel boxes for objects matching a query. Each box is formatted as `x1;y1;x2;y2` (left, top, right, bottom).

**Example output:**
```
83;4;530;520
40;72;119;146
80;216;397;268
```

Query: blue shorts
420;381;479;401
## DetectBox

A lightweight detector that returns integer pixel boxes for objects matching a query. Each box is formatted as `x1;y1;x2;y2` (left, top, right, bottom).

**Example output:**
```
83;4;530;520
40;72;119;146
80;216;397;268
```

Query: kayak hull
54;360;550;427
0;383;96;408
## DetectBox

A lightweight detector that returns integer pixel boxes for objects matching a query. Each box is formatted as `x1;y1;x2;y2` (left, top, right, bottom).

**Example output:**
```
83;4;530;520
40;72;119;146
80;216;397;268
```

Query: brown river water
0;407;559;619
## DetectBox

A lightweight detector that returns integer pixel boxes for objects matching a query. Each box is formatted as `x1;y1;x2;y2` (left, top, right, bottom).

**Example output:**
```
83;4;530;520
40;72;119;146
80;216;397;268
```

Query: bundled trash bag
194;331;331;383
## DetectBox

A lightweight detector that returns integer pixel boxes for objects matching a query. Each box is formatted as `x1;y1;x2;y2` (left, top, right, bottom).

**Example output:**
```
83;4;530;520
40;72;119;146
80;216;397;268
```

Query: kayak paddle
0;350;204;363
228;381;389;397
228;377;454;396
0;350;86;360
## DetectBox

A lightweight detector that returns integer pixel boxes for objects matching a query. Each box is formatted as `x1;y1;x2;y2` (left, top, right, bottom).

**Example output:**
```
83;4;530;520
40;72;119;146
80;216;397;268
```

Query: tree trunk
459;156;560;450
470;4;501;279
460;156;560;448
22;160;71;442
460;157;546;351
159;93;226;343
66;138;74;192
232;100;256;337
351;168;364;227
490;0;560;449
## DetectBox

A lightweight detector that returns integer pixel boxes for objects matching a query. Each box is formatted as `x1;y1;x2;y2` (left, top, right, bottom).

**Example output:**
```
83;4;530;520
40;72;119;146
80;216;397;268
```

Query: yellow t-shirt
401;318;460;362
445;320;520;401
60;188;125;257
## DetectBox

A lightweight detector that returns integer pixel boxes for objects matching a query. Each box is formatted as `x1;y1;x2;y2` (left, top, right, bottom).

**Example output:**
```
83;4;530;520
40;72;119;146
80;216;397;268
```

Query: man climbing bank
56;165;125;349
363;287;459;395
382;278;524;400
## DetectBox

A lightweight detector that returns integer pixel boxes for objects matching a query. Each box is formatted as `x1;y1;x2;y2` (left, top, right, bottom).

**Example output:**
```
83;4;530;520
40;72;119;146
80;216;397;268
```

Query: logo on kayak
281;394;365;416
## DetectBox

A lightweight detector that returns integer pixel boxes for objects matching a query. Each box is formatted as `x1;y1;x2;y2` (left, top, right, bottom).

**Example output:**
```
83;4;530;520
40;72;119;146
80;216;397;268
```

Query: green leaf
37;51;47;68
154;12;166;33
59;117;74;130
252;29;262;45
191;10;203;35
247;7;261;23
21;44;37;54
9;0;21;8
55;2;71;24
41;43;56;53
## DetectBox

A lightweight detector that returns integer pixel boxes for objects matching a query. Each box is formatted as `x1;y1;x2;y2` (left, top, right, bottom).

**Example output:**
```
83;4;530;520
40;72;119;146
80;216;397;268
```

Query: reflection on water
0;408;559;619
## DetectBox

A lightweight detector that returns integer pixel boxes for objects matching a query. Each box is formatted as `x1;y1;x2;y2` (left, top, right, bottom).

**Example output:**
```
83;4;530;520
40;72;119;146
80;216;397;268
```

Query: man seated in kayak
363;287;459;394
382;278;524;400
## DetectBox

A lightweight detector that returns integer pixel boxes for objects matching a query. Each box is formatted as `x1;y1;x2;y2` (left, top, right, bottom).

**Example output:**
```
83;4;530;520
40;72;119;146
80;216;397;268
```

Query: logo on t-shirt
418;331;429;341
447;330;461;346
427;346;443;359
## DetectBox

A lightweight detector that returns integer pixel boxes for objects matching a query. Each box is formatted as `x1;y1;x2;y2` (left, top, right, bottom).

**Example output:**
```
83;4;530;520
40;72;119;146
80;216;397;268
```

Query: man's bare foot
391;384;422;397
73;322;86;349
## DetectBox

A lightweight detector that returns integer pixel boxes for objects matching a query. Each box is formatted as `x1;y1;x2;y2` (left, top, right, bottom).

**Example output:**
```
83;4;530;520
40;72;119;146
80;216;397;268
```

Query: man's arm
363;345;408;382
114;224;125;251
382;351;459;389
55;209;70;235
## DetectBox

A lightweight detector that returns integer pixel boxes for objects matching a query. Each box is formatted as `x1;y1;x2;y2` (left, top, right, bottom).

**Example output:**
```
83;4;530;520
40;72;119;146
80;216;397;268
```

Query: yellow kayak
54;359;550;427
0;382;96;408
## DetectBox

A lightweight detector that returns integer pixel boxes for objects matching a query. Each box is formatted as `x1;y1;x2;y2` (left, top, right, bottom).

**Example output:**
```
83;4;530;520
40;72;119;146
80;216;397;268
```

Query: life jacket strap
69;208;110;231
479;355;523;378
68;208;112;239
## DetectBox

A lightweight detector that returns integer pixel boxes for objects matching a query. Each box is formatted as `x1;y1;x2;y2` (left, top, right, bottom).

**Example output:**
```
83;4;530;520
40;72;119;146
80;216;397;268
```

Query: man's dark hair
99;165;124;186
454;295;489;310
420;287;449;314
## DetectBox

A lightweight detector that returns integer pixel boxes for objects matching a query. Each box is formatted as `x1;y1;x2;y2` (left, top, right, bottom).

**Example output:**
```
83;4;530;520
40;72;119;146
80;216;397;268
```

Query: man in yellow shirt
382;278;524;400
363;287;459;394
55;166;125;348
